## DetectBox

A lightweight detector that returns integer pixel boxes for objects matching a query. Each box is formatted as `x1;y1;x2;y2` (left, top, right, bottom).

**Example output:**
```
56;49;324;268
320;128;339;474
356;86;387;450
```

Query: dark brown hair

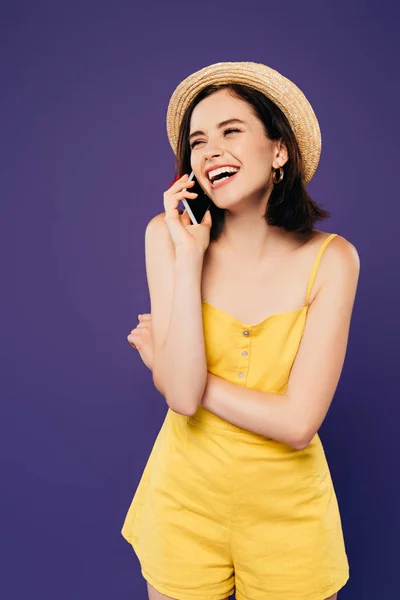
174;83;330;242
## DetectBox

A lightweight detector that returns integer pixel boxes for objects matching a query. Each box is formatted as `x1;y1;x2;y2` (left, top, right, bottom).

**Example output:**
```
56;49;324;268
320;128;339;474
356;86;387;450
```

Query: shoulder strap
305;233;338;305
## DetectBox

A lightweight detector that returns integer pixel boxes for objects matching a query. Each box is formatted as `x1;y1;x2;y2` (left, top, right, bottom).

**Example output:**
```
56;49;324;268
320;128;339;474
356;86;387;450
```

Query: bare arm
145;213;208;416
200;237;360;449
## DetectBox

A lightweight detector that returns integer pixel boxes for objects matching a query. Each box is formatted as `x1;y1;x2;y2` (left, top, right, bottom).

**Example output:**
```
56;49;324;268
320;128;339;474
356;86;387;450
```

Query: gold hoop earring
272;167;284;184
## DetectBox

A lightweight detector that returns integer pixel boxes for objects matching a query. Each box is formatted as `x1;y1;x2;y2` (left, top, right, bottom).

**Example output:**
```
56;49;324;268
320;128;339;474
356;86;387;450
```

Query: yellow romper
121;232;350;600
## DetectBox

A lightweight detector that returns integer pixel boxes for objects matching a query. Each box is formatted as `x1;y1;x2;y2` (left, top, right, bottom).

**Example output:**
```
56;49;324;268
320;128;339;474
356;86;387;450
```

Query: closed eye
190;128;242;149
224;127;241;136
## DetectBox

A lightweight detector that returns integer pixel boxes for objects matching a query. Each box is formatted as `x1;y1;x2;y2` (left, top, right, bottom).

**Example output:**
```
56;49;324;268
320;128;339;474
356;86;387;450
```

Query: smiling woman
174;81;330;242
121;61;358;600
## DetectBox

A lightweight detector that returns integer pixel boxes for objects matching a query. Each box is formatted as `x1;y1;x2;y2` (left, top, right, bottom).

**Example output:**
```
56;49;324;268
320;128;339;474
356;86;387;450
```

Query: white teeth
213;175;231;185
207;166;239;182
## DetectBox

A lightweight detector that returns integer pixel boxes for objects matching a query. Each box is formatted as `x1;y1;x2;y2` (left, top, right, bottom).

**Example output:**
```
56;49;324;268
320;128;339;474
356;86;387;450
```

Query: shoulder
145;211;174;252
312;231;360;301
145;211;168;233
318;231;360;275
146;209;185;228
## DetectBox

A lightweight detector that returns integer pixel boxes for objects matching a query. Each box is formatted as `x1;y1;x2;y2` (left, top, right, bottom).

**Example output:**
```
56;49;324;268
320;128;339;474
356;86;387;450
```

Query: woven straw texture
166;61;321;184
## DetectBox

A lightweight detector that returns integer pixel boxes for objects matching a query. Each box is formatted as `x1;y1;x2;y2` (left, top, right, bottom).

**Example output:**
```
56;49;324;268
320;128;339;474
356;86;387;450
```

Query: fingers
127;332;139;349
127;312;152;350
163;174;198;217
127;313;152;349
169;173;191;190
137;314;151;328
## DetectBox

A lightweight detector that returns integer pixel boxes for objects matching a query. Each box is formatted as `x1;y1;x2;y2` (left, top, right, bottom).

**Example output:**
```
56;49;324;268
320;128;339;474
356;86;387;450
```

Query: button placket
237;327;251;381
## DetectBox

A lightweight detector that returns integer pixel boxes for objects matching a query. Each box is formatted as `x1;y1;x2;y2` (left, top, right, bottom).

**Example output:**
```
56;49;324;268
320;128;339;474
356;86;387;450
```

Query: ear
274;139;289;167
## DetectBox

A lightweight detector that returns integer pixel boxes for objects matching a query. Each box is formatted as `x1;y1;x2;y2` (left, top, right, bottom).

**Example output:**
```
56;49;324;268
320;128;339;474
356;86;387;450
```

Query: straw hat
166;61;321;184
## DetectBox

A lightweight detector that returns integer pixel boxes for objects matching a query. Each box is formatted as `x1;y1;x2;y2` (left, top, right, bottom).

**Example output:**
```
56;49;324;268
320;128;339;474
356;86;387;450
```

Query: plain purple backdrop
1;1;399;598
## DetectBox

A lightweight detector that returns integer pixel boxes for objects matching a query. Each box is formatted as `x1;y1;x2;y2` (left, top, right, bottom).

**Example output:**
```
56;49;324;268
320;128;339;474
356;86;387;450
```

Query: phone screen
182;171;212;225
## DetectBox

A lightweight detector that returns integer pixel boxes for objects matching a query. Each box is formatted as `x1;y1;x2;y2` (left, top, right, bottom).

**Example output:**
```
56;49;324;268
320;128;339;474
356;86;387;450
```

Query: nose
200;134;224;159
203;147;223;159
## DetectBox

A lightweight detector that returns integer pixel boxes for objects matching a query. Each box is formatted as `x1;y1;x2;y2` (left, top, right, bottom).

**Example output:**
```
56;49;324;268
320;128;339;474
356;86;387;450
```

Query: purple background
1;1;399;598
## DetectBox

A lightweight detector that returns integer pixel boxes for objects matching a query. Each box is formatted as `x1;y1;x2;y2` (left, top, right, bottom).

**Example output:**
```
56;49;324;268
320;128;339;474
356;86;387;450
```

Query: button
241;350;248;356
243;330;250;336
238;372;245;379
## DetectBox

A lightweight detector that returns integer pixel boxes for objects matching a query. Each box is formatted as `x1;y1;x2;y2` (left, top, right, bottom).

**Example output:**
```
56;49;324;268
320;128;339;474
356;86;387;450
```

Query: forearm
201;373;304;450
154;250;207;416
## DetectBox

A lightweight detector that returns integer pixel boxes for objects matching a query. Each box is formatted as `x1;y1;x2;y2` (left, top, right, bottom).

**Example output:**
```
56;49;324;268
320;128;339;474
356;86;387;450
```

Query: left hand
127;313;154;371
128;313;214;406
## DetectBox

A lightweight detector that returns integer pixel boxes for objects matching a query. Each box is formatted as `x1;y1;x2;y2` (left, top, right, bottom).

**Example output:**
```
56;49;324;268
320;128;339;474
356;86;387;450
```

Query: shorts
122;410;350;599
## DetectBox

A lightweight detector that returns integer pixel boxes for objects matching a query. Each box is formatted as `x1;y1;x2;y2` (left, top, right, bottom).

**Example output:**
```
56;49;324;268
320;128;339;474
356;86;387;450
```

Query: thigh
139;421;235;599
231;441;349;599
147;583;175;600
140;495;234;598
147;582;231;600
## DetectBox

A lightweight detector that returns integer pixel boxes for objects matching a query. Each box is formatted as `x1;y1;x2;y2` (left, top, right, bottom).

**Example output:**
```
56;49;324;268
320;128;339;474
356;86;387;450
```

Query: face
188;89;288;209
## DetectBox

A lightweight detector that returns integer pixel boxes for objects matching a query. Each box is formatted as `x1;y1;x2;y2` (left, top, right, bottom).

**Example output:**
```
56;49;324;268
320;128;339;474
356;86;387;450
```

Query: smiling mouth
210;170;239;189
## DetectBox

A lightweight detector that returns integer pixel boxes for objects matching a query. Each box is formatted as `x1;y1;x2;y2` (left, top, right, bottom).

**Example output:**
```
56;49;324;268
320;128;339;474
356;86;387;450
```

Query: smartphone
181;170;212;225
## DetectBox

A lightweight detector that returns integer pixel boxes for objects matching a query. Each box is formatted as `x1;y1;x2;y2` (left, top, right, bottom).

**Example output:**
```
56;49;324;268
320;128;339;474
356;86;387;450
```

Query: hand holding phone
163;172;212;256
181;171;212;225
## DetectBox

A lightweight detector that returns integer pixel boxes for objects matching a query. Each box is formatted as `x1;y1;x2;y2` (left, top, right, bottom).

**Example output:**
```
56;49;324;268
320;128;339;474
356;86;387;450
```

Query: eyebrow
189;118;246;142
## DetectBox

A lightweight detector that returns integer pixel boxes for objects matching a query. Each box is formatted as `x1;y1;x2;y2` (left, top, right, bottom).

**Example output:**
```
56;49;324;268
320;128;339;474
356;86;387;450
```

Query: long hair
174;83;330;242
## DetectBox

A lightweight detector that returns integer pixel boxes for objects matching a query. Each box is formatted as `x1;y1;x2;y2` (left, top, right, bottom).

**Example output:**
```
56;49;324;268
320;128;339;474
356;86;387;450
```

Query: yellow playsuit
121;232;350;600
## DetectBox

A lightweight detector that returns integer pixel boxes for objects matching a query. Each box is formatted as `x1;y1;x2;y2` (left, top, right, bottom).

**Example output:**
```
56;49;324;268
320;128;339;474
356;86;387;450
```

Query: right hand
163;173;212;256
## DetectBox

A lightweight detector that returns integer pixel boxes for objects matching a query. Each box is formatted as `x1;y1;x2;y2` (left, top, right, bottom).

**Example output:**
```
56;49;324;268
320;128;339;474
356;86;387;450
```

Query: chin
210;197;234;209
211;192;245;208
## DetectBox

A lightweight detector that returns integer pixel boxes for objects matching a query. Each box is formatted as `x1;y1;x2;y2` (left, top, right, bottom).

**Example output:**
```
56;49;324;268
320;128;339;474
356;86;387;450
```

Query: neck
218;212;303;263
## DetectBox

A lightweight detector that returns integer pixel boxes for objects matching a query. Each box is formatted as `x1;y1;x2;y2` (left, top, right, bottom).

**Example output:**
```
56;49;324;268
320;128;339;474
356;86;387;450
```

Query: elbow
165;384;205;417
285;414;313;450
166;396;199;417
169;403;198;417
292;425;314;451
293;439;310;451
153;364;205;417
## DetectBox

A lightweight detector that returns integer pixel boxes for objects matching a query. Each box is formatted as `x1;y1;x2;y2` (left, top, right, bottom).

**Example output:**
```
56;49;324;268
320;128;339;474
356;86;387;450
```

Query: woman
122;62;360;600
